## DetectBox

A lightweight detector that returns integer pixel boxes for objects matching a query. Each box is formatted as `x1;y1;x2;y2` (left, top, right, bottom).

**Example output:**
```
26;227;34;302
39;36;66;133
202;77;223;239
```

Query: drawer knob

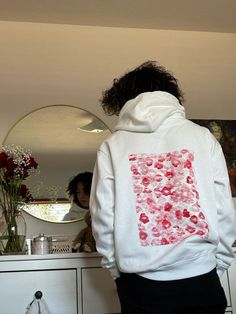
34;290;43;299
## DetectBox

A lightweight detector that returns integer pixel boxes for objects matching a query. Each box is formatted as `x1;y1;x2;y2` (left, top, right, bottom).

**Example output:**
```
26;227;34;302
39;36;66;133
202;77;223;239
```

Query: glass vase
1;211;27;254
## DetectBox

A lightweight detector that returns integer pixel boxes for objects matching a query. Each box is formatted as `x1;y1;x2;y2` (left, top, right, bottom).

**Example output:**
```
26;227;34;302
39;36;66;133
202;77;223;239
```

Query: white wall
0;21;235;237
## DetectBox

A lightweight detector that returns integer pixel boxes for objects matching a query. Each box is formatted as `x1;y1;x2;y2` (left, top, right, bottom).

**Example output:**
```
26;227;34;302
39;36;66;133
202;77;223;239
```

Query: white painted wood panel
221;270;231;308
228;257;236;314
82;267;120;314
0;269;77;314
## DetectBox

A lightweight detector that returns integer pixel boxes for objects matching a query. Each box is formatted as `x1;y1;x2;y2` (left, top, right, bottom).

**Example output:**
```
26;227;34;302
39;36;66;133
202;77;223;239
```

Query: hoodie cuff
109;267;120;280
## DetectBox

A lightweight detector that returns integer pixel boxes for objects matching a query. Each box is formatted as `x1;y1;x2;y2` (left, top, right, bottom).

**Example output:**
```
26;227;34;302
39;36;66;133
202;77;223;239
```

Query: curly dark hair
101;60;184;116
66;172;93;208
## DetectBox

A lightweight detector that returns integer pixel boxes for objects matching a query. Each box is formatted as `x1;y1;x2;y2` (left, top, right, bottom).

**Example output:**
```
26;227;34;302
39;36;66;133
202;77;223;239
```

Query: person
89;61;236;314
62;171;92;221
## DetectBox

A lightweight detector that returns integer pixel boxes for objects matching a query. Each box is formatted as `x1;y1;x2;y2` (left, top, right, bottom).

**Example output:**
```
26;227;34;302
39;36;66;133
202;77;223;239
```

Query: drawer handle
34;290;43;299
26;290;51;314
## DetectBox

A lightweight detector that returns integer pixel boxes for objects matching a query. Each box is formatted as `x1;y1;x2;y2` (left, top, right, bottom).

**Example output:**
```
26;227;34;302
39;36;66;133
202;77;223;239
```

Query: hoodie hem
138;254;217;281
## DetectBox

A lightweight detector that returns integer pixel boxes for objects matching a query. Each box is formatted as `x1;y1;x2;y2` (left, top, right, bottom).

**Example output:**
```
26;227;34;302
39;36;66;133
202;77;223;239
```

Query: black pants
115;268;227;314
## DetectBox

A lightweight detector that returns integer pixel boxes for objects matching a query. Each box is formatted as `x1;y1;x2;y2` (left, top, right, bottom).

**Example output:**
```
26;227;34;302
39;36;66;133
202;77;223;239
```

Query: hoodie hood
114;91;185;133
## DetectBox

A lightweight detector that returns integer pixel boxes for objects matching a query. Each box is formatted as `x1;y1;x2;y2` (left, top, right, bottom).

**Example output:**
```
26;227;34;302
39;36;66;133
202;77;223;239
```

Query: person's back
93;90;234;279
90;61;236;314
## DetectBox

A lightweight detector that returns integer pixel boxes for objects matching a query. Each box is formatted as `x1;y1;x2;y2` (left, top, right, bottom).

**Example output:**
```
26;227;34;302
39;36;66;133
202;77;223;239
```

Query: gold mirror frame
3;104;111;223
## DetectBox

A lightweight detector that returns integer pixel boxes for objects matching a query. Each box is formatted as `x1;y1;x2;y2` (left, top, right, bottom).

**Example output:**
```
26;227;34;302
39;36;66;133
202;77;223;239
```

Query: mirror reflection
3;105;111;223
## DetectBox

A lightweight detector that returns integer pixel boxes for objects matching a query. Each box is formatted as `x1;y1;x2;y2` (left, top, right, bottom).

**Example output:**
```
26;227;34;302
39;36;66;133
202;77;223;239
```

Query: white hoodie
90;91;236;280
62;202;87;221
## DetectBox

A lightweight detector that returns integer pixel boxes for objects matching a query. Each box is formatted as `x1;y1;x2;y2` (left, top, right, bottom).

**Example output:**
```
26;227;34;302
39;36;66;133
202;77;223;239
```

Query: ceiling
0;0;235;33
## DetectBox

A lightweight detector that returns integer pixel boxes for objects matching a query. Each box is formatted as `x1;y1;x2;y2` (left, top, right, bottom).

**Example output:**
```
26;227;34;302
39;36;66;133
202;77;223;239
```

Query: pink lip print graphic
129;150;209;246
139;213;150;224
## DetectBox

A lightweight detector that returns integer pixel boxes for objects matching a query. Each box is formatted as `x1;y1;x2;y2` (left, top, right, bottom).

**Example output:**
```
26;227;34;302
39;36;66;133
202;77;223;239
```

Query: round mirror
3;105;111;223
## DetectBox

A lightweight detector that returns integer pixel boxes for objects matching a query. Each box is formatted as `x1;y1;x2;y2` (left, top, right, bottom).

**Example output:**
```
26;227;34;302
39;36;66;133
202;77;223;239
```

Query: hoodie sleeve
90;148;120;280
210;132;236;277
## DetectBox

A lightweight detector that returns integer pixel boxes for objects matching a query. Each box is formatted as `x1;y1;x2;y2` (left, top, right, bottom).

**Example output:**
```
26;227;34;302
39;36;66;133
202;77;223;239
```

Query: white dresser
0;253;120;314
0;250;235;314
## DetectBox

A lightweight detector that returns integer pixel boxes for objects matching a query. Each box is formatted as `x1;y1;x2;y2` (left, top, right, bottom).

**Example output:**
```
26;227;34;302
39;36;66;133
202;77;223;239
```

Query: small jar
32;233;51;255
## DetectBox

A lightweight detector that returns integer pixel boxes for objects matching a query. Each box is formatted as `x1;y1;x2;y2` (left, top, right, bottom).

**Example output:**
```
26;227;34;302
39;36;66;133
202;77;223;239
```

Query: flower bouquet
0;145;38;253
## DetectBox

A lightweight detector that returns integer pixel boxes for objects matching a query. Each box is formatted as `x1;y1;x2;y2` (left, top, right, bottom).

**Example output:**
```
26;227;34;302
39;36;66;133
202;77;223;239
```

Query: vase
0;211;27;254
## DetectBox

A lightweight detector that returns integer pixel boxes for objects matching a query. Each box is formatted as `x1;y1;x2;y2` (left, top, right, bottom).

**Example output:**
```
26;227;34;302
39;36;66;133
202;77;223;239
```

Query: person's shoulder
185;119;205;129
98;132;117;151
184;119;212;136
62;203;87;221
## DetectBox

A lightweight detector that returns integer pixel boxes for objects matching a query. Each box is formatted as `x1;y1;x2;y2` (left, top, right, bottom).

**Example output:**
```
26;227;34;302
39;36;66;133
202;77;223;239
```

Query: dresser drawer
0;269;77;314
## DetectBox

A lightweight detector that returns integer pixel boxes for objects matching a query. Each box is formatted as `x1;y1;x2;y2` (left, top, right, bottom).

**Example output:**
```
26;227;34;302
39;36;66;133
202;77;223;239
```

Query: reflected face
76;182;90;209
